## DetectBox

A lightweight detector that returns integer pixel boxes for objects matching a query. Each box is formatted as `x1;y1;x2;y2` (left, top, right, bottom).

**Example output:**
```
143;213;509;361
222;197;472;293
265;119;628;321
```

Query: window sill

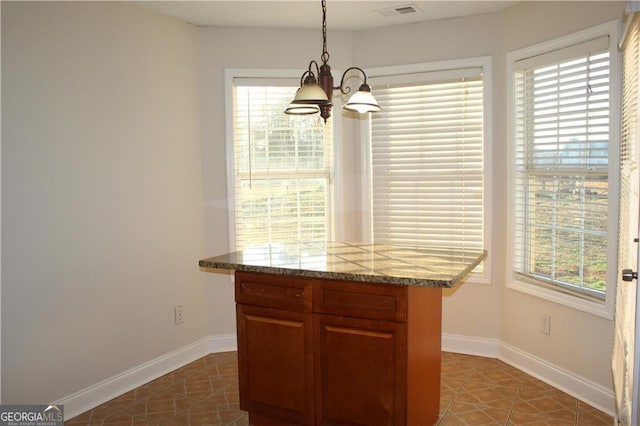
507;279;613;320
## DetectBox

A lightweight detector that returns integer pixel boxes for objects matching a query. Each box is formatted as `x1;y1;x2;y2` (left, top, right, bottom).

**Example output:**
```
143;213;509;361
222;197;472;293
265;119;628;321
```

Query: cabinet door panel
237;304;313;425
315;315;407;426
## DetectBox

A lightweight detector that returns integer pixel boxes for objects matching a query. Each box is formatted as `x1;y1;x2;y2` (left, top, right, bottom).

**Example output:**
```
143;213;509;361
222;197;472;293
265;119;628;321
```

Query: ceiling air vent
376;4;420;17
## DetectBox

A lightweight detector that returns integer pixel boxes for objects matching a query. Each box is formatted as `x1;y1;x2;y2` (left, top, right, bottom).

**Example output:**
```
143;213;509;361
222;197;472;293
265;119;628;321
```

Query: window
364;60;491;280
227;74;334;251
509;24;619;309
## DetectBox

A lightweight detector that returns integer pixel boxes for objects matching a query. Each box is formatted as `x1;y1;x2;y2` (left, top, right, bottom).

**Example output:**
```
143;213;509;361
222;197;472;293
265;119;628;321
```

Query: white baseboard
60;332;614;421
442;333;614;417
208;333;238;353
58;334;237;421
499;341;615;417
442;332;501;358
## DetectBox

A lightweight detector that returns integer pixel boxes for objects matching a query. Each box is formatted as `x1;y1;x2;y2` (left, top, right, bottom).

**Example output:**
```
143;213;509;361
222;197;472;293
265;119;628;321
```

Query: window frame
359;57;494;285
506;21;621;319
224;68;342;252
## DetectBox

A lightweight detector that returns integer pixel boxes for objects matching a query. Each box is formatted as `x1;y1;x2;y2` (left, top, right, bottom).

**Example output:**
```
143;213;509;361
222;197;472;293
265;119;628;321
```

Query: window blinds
513;37;610;297
232;84;333;250
369;70;484;251
613;13;640;425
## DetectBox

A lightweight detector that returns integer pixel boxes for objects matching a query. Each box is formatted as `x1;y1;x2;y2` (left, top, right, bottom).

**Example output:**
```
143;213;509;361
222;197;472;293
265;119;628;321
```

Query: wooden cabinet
235;271;442;426
236;304;314;425
314;314;406;425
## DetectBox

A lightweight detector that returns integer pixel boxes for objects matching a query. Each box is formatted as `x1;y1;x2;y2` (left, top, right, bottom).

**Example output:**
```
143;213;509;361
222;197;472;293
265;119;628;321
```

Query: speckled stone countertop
199;241;487;288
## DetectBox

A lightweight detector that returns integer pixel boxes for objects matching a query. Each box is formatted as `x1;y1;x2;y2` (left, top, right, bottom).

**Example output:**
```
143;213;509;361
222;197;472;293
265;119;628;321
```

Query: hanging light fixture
284;0;381;122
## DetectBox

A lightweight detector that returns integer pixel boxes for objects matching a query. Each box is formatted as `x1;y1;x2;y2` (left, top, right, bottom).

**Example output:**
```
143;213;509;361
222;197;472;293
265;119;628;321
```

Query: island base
235;271;442;426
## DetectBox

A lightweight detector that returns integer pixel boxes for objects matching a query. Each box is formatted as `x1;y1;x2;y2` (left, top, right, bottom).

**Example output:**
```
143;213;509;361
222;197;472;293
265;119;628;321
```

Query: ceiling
135;1;517;31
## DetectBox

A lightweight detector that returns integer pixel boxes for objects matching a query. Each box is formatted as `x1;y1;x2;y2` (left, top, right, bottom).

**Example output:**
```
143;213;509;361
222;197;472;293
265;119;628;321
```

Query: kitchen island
199;241;487;426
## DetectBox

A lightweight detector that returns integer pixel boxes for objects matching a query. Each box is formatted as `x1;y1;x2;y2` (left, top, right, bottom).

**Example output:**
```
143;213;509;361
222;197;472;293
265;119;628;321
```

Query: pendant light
284;0;381;122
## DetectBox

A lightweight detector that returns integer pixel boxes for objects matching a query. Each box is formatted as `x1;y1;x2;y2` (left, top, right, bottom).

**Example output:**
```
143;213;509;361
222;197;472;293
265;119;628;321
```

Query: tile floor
65;351;613;426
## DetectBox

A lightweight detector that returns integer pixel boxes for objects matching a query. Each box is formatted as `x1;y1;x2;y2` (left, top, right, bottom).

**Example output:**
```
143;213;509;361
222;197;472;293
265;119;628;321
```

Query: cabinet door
237;304;314;425
314;315;407;426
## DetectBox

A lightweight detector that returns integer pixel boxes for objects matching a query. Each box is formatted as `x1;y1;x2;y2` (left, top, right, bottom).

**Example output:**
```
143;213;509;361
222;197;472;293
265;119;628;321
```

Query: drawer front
235;271;313;312
314;280;407;322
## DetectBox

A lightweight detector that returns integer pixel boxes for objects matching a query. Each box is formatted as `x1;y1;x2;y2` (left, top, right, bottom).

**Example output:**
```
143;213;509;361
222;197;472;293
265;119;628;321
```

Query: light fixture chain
321;0;329;64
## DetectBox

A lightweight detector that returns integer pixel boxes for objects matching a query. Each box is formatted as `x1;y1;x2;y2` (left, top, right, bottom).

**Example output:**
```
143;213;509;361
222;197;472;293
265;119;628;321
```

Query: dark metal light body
317;63;334;121
284;0;380;123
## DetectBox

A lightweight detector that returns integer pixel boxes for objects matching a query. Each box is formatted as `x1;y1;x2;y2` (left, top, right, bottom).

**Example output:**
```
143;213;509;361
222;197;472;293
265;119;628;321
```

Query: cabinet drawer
314;280;407;322
236;271;313;312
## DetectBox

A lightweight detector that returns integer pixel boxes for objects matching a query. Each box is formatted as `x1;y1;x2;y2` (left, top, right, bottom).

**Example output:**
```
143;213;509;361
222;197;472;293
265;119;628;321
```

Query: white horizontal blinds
370;69;484;251
513;36;610;298
620;15;640;269
233;83;332;250
613;14;640;425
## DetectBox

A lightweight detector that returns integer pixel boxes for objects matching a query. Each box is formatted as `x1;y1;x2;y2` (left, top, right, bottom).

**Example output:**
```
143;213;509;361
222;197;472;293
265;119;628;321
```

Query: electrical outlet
174;305;184;325
541;313;551;335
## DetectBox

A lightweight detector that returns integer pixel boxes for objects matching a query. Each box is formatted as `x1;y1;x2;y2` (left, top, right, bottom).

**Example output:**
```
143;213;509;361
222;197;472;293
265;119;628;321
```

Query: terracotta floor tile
440;400;511;425
188;398;222;414
105;392;136;412
508;409;577;425
145;398;174;416
90;404;120;418
143;412;176;424
102;411;135;425
442;365;472;381
577;402;614;425
144;375;174;393
188;411;221;425
217;406;248;425
439;398;452;416
467;368;524;389
441;377;465;400
209;376;239;393
65;351;613;426
161;415;190;426
455;382;516;410
115;402;147;418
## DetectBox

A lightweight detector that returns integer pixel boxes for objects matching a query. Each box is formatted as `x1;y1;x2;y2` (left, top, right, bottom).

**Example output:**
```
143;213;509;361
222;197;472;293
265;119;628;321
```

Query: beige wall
2;2;208;403
1;0;628;412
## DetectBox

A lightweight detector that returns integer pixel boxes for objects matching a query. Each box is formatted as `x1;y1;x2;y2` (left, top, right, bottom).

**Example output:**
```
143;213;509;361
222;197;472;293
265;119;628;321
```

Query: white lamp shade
292;83;329;105
285;103;320;115
344;89;381;114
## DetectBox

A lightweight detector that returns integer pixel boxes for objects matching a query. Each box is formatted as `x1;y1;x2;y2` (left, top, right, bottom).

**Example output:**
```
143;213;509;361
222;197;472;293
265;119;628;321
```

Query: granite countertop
199;241;487;288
